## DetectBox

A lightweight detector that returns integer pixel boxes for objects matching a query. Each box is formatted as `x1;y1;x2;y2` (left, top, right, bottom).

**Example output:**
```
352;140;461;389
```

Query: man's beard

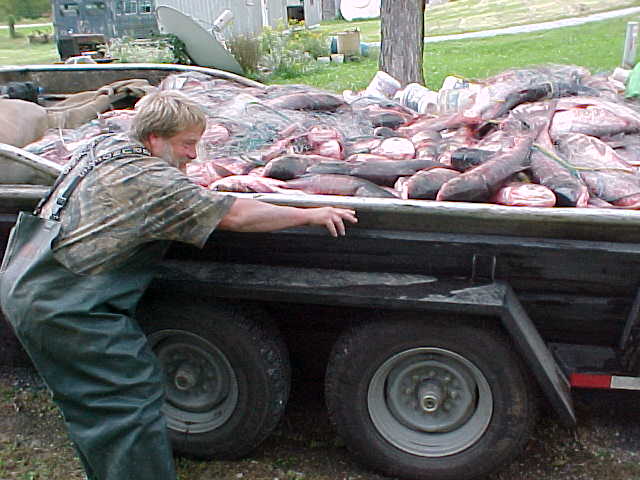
160;143;188;169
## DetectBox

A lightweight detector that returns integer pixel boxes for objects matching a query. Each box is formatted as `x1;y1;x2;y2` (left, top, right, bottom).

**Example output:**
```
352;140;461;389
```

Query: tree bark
380;0;426;86
8;16;16;39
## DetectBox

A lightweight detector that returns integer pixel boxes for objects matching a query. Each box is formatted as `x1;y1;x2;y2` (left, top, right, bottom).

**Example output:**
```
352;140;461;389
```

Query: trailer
1;64;640;480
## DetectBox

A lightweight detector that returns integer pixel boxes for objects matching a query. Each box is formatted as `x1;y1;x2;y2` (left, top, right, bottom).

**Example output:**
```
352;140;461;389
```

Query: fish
209;175;288;193
605;134;640;167
346;153;395;163
529;143;590;207
343;137;383;157
521;101;590;207
311;140;343;160
411;130;442;162
374;127;399;138
209;156;258;175
613;193;640;209
263;154;333;180
369;112;408;129
371;137;416;160
307;158;446;186
398;167;460;200
555;133;640;204
201;121;231;145
185;160;233;187
265;92;346;111
463;65;594;121
436;126;478;166
306;125;342;145
490;182;556;207
284;174;397;198
397;112;470;137
550;97;640;139
436;126;538;202
450;148;495;172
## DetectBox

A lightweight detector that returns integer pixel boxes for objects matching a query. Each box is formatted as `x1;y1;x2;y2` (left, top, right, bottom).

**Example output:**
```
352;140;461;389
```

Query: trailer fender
496;281;575;427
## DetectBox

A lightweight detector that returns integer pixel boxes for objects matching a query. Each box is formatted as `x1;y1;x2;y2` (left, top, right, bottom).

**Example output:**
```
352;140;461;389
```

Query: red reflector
569;373;612;389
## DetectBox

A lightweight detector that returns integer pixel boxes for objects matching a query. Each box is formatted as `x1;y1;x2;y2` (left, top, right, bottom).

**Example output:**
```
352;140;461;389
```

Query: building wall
322;0;341;20
156;0;287;38
303;0;323;27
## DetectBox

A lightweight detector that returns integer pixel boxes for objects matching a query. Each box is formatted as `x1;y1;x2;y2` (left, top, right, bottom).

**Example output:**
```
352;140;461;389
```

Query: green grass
272;13;636;92
318;0;640;41
0;24;58;65
0;2;635;94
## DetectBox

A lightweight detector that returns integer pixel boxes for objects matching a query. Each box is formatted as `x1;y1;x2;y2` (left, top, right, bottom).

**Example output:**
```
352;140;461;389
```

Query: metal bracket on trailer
157;261;577;427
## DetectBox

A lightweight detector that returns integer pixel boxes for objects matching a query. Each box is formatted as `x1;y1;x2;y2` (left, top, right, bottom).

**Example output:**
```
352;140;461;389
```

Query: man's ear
146;133;163;156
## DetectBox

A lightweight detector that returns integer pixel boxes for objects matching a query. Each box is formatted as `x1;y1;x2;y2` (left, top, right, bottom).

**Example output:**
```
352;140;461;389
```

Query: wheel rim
368;347;492;457
148;329;238;434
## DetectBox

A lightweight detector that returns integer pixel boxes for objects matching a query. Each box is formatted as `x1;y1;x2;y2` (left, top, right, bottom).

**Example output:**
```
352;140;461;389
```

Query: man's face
150;124;204;169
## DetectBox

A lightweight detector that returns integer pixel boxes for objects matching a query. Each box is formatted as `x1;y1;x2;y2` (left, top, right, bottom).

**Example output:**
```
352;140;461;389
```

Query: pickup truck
2;63;640;480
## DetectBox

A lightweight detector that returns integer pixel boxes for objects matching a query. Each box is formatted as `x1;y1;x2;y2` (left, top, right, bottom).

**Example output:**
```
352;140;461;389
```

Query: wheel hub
418;379;444;413
386;356;477;433
154;338;234;418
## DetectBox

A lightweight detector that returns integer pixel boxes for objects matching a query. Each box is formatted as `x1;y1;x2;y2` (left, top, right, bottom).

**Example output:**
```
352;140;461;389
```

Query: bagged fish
490;182;556;207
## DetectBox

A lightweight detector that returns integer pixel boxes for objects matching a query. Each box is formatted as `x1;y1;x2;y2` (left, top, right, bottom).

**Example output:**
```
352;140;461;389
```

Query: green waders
0;144;177;480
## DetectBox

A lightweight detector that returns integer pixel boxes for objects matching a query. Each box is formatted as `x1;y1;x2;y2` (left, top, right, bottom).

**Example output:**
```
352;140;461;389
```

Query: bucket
337;30;361;56
330;36;338;54
331;54;345;64
400;83;438;113
441;75;482;93
364;71;401;99
437;88;476;114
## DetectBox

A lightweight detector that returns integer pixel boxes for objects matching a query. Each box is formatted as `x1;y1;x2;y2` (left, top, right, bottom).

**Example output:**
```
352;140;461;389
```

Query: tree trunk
380;0;426;86
8;17;16;39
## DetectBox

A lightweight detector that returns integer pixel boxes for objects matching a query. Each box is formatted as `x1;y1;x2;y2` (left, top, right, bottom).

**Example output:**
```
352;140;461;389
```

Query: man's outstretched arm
218;198;357;237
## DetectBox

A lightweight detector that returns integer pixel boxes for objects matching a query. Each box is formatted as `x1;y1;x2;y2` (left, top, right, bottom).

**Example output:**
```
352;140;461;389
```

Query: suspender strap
35;138;150;221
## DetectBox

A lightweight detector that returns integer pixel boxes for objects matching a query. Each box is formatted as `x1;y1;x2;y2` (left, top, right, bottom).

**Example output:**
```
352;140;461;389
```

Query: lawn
272;12;637;92
0;3;636;94
0;25;58;65
317;0;640;41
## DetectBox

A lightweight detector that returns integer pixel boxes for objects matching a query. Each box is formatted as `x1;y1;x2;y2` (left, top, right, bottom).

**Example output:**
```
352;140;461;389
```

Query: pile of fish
25;64;640;208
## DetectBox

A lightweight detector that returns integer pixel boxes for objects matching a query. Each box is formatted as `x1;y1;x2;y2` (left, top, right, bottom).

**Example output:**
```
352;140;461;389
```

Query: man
0;90;356;480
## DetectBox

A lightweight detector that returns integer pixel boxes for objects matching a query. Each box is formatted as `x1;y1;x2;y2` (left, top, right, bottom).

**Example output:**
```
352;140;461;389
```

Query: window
125;0;137;14
85;2;106;15
139;0;152;13
60;2;79;16
116;0;124;14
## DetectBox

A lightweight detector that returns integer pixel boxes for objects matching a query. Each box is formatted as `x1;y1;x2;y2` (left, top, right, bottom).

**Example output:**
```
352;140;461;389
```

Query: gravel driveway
2;365;640;480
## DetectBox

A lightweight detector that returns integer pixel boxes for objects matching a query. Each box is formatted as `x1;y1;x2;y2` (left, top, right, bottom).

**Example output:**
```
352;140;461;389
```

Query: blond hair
130;90;206;143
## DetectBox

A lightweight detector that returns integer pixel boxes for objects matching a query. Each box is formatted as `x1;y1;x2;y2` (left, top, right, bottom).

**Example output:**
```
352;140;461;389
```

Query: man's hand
303;207;357;237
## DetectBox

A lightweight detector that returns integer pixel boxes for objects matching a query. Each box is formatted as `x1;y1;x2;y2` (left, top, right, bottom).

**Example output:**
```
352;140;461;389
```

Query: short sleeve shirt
39;133;235;275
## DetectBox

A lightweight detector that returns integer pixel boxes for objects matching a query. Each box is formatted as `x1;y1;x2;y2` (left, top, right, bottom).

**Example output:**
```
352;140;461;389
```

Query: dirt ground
2;366;640;480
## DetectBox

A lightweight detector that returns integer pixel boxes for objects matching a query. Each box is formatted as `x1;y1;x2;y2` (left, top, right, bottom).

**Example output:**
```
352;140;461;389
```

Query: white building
155;0;322;39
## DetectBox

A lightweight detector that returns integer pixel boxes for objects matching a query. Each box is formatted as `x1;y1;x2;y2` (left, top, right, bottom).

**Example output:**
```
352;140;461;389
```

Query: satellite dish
156;6;244;75
340;0;381;22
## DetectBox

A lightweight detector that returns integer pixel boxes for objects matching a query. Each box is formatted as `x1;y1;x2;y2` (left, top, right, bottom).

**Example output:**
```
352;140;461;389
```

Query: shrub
227;34;261;75
107;34;191;64
258;23;329;79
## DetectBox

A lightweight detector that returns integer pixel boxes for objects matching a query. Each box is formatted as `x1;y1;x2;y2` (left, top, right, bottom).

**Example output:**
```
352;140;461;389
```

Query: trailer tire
325;319;536;480
139;300;290;459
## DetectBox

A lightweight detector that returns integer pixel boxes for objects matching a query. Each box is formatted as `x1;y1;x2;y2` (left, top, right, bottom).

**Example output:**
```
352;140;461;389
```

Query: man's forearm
217;198;357;236
218;198;311;232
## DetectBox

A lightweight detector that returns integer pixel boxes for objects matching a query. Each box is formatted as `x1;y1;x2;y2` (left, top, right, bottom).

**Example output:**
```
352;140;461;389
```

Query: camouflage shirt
39;133;235;275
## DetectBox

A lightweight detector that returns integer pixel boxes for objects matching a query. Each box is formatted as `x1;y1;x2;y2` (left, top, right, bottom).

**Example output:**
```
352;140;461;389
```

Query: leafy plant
108;35;185;64
227;34;261;75
258;23;329;80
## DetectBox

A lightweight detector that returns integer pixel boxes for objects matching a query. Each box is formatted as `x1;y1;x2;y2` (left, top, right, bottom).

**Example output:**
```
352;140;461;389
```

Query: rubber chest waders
0;142;177;480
